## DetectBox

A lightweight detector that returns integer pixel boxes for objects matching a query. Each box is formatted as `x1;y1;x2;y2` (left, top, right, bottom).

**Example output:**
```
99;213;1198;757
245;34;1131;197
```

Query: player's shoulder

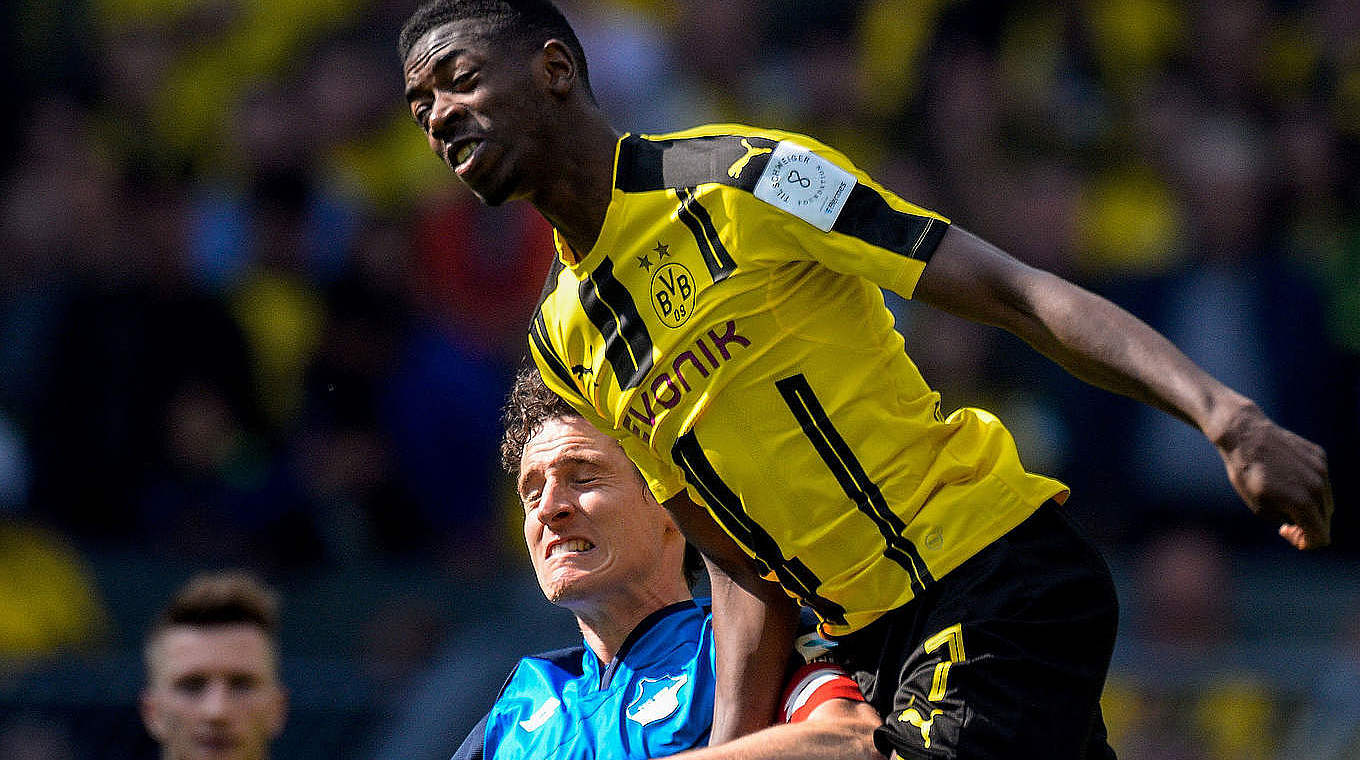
521;645;588;676
615;123;854;195
641;123;830;149
629;599;709;645
495;644;588;700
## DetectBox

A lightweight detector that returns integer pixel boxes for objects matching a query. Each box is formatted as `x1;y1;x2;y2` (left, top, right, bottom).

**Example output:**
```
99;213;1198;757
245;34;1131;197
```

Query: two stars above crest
638;241;671;271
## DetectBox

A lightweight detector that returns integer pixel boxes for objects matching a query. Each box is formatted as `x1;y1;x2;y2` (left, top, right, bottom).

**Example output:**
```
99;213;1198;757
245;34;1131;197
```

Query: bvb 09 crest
650;262;696;328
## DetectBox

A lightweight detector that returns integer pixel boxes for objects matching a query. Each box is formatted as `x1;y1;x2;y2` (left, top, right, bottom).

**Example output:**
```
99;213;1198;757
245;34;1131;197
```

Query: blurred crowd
1;0;1357;758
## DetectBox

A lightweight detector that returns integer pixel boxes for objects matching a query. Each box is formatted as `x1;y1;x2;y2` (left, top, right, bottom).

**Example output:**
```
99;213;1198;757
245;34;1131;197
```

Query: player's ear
140;690;167;740
541;39;577;96
267;684;289;739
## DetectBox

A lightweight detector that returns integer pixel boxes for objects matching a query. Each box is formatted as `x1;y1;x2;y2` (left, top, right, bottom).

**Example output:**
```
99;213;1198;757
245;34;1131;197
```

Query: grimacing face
517;415;688;611
403;20;561;206
141;625;287;760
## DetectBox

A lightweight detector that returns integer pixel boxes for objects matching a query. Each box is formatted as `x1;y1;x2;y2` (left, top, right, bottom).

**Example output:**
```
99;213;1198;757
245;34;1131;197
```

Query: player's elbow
824;722;884;760
804;699;885;759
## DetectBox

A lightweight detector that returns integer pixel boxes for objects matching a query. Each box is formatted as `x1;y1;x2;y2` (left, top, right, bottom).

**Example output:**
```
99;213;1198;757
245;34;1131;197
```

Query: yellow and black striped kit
529;124;1068;636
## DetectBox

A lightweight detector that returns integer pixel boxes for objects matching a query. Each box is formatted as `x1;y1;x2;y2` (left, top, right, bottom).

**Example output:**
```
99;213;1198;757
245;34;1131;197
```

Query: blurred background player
454;366;880;759
140;571;288;760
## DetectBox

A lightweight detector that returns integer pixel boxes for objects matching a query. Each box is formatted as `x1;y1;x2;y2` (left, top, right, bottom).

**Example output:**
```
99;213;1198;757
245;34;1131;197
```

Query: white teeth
455;141;477;166
550;539;594;557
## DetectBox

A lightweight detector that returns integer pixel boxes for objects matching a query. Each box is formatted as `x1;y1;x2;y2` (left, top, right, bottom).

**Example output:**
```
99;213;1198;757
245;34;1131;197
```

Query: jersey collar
552;133;631;275
591;598;701;691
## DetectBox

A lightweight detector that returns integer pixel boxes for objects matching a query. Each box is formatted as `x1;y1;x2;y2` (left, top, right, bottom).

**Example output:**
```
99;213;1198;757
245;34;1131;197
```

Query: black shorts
831;502;1119;760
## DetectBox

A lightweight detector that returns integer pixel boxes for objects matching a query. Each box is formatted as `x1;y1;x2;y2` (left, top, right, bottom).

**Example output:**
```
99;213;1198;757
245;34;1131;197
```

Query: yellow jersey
529;124;1068;635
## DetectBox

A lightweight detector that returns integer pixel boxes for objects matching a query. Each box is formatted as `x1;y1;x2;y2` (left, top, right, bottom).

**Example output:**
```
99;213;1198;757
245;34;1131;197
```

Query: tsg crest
626;673;688;726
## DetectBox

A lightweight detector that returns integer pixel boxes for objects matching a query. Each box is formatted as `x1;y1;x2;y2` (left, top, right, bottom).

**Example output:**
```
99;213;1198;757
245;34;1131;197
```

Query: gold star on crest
653;241;671;258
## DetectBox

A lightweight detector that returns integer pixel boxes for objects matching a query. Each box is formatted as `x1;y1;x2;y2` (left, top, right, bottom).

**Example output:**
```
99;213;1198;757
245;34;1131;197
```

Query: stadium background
1;0;1357;757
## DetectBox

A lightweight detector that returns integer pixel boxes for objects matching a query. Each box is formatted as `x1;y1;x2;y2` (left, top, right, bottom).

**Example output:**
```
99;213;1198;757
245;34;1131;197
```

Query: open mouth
548;538;595;558
453;139;482;173
196;734;237;753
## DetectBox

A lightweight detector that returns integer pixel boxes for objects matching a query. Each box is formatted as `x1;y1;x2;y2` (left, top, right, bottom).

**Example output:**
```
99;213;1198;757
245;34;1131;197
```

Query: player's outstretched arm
663;491;799;744
913;225;1334;550
672;698;883;760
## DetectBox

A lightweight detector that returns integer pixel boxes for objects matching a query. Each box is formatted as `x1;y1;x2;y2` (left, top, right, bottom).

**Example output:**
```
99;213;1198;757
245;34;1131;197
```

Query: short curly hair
500;366;705;589
500;364;580;474
398;0;594;99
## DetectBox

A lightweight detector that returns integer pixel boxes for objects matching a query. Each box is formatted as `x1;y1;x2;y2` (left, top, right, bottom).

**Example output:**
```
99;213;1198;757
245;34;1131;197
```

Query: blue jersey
452;600;716;760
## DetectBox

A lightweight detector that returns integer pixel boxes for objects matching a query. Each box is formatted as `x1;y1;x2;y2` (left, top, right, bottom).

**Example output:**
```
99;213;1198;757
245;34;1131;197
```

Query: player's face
403;21;556;206
141;625;287;760
518;416;686;610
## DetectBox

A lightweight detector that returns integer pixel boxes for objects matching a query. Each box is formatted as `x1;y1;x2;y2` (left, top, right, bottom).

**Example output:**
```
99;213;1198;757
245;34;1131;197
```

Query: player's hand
1214;403;1333;550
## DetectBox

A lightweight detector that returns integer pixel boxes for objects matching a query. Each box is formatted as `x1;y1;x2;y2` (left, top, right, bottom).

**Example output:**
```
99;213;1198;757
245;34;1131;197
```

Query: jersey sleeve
619;435;689;504
737;137;950;299
527;316;689;505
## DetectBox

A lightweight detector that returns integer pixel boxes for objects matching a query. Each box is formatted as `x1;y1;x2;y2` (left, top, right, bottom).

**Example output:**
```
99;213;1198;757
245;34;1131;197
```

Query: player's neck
573;588;692;664
532;110;618;259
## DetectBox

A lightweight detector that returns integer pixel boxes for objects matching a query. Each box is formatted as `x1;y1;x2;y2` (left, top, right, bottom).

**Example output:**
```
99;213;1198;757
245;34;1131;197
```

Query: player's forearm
678;700;882;760
705;555;799;744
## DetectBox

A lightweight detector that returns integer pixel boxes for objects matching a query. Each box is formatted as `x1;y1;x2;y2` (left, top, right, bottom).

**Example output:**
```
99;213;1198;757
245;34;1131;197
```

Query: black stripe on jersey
535;252;567;308
530;256;583;399
616;134;778;193
672;431;849;627
776;374;935;596
831;185;948;262
675;187;737;282
579;256;654;391
529;311;581;401
616;135;666;192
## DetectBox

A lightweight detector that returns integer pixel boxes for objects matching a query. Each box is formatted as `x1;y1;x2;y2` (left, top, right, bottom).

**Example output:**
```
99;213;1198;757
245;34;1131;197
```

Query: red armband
780;662;865;723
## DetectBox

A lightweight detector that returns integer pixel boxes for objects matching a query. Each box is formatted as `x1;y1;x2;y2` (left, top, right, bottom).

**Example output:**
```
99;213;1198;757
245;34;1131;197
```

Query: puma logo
727;138;772;179
899;698;944;749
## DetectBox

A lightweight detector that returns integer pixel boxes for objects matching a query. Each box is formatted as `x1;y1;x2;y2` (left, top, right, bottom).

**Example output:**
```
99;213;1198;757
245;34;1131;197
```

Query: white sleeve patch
752;141;858;232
